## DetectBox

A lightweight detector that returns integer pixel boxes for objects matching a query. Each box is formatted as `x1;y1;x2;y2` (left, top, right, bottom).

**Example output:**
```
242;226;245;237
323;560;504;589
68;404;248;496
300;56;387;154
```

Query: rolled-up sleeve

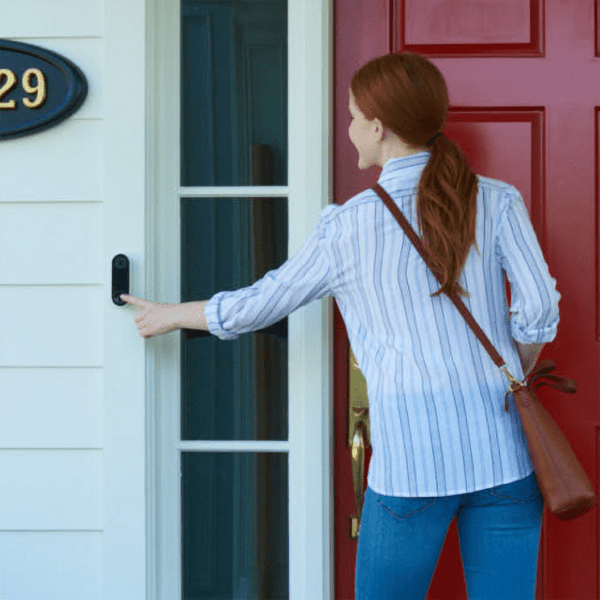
205;204;337;340
495;187;560;344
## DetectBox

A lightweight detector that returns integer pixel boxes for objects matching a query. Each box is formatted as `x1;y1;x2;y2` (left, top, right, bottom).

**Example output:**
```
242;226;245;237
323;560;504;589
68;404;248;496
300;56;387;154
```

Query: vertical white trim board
287;0;334;598
103;0;148;598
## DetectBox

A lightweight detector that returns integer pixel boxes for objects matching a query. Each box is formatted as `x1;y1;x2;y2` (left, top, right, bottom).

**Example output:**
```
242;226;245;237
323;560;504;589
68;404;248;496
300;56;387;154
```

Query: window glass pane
181;0;288;186
181;197;288;441
182;452;289;599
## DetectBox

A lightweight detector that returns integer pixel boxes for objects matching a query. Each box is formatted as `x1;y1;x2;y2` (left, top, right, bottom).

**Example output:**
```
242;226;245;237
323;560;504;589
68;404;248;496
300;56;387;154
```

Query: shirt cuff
205;292;240;340
510;320;558;344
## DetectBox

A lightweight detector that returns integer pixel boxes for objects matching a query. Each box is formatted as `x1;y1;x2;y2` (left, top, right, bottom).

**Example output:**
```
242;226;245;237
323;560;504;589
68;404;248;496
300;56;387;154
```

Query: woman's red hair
350;52;478;297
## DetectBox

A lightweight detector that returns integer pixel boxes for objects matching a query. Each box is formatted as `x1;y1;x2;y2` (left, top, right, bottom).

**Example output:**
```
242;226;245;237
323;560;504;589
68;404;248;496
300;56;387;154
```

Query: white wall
0;1;334;598
0;2;146;598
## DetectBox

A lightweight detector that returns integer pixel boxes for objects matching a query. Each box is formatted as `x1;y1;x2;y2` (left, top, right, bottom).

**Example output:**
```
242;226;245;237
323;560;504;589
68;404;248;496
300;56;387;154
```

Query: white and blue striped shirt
205;151;560;497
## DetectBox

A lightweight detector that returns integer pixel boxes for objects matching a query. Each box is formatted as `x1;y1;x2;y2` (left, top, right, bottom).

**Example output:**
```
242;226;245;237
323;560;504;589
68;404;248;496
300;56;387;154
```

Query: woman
122;52;559;599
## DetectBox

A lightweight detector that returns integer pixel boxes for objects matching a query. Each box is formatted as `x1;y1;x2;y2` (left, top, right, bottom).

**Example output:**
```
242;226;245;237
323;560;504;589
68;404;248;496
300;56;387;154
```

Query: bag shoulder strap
371;183;510;375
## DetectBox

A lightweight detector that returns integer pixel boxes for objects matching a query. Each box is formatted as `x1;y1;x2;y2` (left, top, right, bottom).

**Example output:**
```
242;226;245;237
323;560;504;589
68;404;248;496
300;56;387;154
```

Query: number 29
0;68;47;109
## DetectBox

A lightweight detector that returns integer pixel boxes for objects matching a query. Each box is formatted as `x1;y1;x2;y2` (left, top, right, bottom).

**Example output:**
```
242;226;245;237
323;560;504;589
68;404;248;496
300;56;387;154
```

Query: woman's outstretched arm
122;204;337;340
174;300;209;330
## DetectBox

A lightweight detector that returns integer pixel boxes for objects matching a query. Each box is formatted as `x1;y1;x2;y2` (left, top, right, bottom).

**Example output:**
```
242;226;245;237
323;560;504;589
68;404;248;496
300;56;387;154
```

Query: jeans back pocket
488;472;542;504
376;495;438;521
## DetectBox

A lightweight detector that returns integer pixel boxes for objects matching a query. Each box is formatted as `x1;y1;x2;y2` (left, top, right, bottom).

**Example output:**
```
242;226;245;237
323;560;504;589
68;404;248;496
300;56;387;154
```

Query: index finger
120;294;152;308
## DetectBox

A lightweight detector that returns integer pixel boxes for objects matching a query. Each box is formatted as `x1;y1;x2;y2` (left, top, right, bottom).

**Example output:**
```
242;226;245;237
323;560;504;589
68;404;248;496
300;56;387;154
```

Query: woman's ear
371;117;387;142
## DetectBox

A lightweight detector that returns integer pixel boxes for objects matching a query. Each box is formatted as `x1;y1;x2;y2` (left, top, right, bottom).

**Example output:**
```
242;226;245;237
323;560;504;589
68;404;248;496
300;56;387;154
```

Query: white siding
0;2;108;599
0;450;103;530
0;120;103;202
0;0;334;597
0;532;102;600
0;203;103;284
0;1;104;38
0;369;103;448
0;287;103;366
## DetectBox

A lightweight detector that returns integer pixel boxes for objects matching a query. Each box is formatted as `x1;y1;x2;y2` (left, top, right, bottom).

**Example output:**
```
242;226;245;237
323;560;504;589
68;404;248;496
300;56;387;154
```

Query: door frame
146;0;335;598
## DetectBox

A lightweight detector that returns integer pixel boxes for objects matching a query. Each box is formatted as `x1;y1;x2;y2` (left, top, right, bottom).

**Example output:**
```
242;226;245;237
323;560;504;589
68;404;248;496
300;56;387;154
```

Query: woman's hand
120;294;181;338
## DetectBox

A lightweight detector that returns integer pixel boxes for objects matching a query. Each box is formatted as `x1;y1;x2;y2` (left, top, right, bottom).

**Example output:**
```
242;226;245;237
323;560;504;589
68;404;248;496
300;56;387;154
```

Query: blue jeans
355;472;543;600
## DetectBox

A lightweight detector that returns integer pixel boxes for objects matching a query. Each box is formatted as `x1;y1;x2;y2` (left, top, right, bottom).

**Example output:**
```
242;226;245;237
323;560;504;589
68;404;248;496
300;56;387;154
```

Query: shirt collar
377;151;431;186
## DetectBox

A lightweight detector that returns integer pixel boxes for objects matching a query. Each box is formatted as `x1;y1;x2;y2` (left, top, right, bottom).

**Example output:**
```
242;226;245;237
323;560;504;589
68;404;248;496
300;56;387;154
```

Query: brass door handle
350;419;367;539
349;348;370;539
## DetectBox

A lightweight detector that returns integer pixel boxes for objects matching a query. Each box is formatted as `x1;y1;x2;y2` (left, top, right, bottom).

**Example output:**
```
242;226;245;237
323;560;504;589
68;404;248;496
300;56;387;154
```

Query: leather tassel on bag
372;183;597;521
504;359;576;412
506;360;596;520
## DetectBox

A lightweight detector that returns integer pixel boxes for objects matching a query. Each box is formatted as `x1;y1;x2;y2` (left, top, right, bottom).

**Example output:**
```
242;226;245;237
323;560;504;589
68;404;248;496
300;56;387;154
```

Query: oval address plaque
0;39;88;141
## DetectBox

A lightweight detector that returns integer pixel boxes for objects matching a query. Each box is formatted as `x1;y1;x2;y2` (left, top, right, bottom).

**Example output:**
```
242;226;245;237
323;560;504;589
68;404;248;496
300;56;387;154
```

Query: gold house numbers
0;68;48;109
0;39;87;141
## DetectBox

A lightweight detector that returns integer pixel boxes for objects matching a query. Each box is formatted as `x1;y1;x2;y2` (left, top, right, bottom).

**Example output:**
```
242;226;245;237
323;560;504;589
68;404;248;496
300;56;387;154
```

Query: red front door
333;1;600;598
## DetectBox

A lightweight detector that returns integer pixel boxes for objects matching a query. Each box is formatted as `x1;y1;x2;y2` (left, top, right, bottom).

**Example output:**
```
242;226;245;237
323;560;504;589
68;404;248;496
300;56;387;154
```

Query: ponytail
417;133;479;297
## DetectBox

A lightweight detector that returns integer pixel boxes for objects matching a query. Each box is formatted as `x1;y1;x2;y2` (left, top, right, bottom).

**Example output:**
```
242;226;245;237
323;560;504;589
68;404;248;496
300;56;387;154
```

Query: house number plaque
0;39;88;141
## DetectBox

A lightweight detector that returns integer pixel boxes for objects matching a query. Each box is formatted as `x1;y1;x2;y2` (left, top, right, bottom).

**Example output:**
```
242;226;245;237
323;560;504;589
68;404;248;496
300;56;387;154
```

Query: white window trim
146;0;334;598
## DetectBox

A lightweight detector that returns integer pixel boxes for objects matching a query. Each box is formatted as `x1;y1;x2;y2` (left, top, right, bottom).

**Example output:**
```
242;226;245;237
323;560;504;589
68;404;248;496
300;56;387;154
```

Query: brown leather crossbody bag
372;183;597;521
